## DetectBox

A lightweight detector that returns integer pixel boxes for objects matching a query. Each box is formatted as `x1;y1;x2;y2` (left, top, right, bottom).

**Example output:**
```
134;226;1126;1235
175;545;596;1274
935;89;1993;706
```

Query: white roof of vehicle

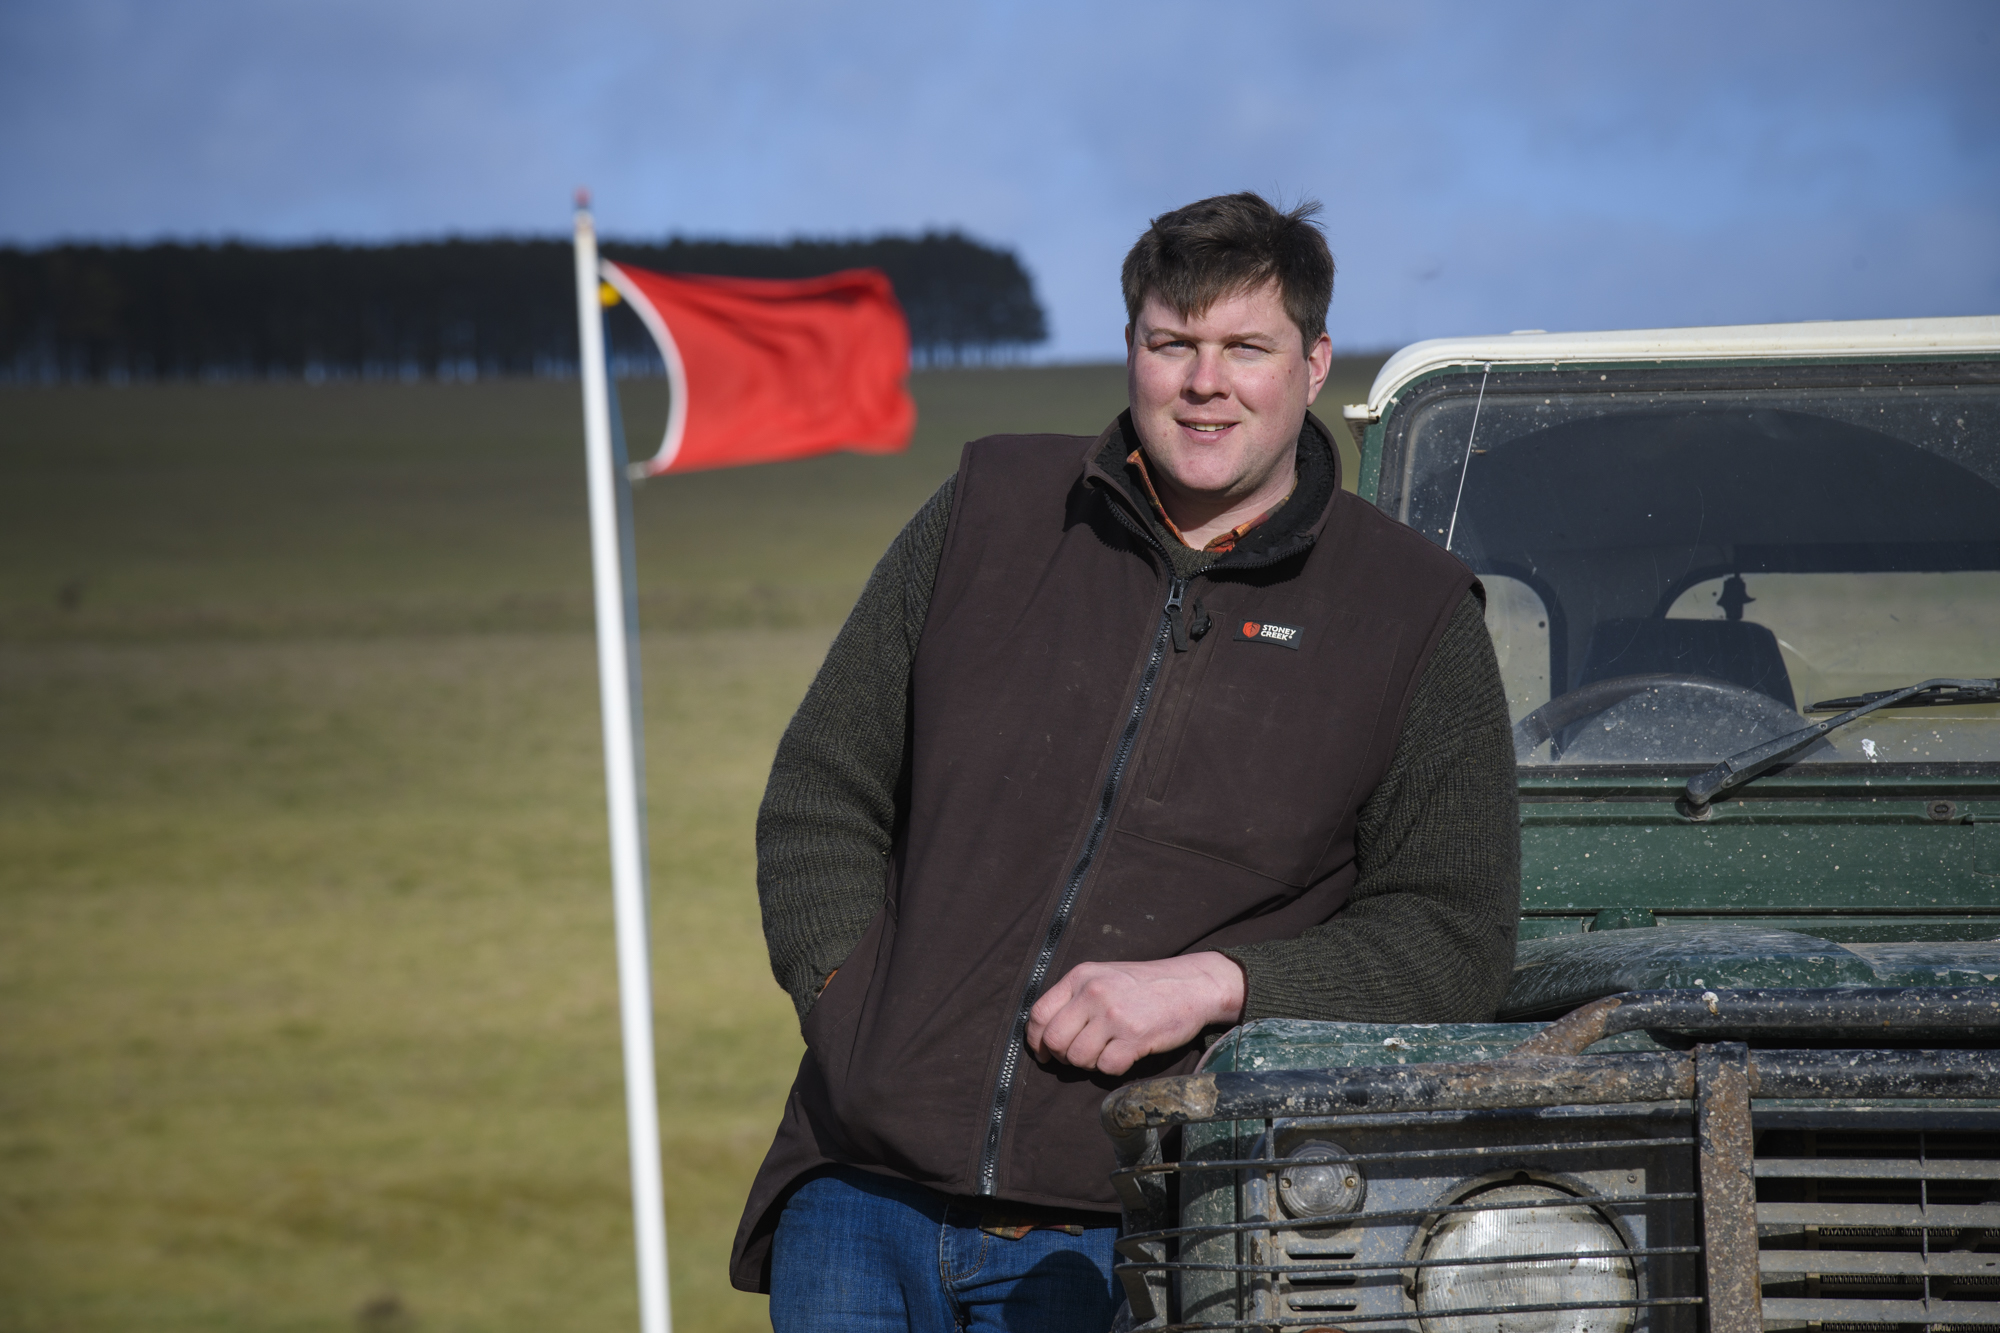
1350;314;2000;421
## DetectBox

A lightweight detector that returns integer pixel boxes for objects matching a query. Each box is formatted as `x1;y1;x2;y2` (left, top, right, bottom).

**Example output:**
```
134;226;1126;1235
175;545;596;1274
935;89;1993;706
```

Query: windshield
1382;363;2000;769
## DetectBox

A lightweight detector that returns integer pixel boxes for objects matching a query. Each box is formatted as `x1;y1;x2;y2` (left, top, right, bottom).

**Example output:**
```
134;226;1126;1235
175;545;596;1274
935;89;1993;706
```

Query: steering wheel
1512;673;1785;761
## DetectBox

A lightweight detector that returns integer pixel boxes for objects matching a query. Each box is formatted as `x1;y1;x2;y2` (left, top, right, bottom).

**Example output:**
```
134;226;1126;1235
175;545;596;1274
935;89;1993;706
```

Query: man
732;193;1519;1329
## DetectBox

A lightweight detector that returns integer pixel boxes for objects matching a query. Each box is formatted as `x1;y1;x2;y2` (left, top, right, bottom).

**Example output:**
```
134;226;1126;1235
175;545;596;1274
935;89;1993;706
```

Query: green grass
0;358;1383;1331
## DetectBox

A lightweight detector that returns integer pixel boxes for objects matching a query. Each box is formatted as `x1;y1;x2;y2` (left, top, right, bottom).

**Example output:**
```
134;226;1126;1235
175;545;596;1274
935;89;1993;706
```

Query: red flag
601;261;916;475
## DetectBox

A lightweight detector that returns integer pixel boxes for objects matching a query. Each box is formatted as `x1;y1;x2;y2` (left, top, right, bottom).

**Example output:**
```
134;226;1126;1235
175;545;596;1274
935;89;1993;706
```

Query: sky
2;0;1995;359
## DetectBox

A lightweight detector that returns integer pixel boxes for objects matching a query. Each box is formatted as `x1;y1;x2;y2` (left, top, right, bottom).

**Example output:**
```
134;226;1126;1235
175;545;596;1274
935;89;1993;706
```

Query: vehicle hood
1502;924;2000;1020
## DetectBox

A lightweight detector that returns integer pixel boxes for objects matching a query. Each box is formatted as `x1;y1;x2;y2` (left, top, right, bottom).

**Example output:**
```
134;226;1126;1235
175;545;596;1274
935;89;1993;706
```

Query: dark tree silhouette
0;233;1048;383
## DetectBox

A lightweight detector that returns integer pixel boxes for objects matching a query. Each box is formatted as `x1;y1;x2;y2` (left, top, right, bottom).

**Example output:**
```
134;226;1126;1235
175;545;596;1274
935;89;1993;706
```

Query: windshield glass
1383;365;2000;768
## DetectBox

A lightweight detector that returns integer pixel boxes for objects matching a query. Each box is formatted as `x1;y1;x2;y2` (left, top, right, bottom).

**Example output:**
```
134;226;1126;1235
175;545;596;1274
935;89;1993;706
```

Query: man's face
1125;280;1333;503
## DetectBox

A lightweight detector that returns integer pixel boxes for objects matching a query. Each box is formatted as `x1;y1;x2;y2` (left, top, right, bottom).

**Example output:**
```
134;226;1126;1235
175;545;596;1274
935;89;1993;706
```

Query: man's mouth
1182;421;1235;434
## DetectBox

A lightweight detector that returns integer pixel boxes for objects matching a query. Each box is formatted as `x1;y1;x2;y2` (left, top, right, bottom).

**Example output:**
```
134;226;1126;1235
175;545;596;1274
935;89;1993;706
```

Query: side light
1277;1139;1366;1220
1414;1183;1637;1333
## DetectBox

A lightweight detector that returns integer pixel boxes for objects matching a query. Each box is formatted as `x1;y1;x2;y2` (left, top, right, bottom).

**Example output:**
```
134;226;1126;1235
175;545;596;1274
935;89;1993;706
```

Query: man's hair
1121;192;1334;347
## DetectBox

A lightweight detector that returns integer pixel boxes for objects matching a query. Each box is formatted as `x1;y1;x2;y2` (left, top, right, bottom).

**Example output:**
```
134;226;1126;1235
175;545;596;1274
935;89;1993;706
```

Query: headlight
1277;1138;1365;1219
1414;1183;1636;1333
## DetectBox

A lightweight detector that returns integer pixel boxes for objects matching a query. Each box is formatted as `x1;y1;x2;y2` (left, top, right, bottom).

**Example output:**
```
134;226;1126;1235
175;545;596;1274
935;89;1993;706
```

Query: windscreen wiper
1684;677;2000;810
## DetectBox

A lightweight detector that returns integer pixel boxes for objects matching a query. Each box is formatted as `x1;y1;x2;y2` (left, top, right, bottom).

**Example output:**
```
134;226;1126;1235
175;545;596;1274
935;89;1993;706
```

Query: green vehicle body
1106;318;2000;1333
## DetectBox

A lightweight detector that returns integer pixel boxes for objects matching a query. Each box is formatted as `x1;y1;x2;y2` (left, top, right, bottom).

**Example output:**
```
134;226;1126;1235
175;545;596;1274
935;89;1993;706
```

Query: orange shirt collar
1126;449;1293;554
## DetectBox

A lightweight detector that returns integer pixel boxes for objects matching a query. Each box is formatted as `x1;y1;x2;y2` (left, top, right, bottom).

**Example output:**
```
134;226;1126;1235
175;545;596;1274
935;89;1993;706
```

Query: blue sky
3;0;1994;358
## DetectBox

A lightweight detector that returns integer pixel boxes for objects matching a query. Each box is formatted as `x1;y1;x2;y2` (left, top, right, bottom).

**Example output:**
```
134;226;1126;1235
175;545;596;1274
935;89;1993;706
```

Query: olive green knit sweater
756;473;1521;1029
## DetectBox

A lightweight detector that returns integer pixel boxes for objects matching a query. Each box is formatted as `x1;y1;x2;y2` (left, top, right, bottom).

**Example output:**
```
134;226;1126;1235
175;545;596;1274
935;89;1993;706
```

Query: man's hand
1025;952;1246;1076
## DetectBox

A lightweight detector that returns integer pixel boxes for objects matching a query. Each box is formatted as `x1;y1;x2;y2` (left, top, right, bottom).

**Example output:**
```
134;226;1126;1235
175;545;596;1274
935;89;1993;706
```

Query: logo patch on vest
1233;619;1303;649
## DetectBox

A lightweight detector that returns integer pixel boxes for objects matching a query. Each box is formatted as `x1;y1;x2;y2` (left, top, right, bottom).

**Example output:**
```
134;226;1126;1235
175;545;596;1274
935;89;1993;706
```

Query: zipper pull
1166;577;1191;652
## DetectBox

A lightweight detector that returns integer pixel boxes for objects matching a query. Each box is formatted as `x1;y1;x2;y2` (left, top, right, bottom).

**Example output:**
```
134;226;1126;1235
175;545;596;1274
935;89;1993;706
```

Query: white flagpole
572;194;672;1333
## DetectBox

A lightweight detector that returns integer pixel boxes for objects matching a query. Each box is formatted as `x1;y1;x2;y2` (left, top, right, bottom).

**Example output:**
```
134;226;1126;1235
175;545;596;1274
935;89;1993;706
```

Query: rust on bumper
1695;1043;1761;1333
1102;1051;1696;1139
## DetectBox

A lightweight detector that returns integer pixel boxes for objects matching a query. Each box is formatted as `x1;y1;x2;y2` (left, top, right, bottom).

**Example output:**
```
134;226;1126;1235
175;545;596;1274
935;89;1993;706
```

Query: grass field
0;359;1383;1332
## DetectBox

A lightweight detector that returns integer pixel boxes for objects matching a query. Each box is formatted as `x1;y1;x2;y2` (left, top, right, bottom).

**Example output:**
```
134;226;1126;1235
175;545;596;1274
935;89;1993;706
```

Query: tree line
0;233;1049;384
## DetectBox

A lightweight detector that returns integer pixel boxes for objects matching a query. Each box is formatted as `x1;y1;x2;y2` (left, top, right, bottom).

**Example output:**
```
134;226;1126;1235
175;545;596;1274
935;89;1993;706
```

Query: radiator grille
1162;1109;1703;1331
1755;1129;2000;1331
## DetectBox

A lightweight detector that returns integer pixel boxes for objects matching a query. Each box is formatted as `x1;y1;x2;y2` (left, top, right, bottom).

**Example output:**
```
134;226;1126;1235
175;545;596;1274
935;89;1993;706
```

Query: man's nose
1184;347;1228;398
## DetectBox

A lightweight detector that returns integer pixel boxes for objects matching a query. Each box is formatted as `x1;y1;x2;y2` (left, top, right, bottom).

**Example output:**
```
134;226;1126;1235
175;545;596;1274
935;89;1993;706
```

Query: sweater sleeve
1219;591;1521;1024
756;476;956;1023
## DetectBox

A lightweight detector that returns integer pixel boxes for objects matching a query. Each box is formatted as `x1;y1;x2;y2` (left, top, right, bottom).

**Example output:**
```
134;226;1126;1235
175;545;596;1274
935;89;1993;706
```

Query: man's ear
1123;322;1135;355
1302;331;1334;405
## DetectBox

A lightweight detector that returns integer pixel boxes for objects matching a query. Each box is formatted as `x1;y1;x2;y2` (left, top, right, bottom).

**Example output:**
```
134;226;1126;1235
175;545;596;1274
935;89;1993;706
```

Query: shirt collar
1124;448;1297;555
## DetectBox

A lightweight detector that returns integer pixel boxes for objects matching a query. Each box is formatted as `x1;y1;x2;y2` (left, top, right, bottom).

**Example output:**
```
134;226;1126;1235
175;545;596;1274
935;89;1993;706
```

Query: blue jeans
768;1166;1121;1332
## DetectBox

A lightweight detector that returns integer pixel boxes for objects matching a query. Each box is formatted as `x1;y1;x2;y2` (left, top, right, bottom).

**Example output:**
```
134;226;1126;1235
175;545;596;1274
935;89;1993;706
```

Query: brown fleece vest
731;414;1473;1291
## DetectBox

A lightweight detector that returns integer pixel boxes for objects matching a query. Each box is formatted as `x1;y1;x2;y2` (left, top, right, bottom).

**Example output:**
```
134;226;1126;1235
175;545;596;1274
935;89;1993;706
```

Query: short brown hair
1121;192;1334;346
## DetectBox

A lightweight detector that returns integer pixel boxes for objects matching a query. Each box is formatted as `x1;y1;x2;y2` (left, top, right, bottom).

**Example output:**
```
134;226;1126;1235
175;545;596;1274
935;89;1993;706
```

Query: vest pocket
799;906;889;1092
1070;828;1359;962
1121;601;1402;886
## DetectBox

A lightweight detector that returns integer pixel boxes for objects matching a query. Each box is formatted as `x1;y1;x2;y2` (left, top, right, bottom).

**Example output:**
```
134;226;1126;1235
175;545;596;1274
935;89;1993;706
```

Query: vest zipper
972;484;1313;1195
976;572;1185;1196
